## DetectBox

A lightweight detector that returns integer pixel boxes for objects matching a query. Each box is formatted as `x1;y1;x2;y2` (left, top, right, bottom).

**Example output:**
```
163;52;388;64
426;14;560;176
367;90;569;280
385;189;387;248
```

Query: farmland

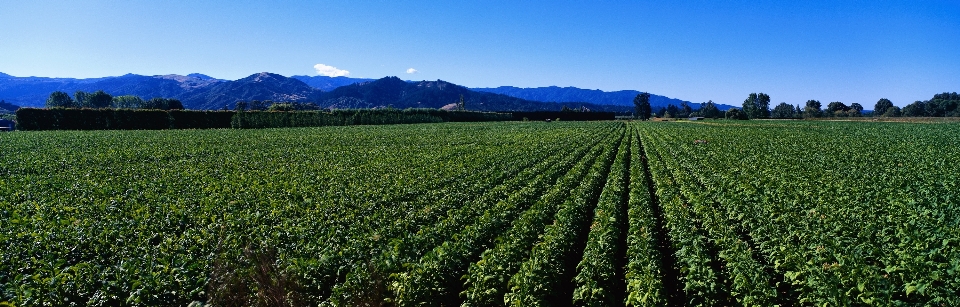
1;120;959;306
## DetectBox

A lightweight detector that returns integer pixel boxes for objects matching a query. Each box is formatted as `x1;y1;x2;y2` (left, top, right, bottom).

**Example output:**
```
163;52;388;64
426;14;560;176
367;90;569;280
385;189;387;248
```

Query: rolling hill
314;77;632;112
0;72;685;112
472;86;734;110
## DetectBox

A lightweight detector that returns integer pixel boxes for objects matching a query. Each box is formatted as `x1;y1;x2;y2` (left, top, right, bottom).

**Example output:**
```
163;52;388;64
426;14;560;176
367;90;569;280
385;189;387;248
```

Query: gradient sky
1;1;958;107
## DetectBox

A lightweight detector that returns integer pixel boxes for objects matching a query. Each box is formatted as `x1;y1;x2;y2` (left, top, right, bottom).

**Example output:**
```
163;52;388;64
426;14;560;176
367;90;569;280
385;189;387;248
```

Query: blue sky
1;1;958;107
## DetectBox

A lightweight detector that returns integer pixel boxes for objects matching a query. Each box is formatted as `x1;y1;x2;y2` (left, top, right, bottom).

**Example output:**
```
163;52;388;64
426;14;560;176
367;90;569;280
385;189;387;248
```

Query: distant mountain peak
290;75;376;91
243;72;287;83
154;74;223;90
0;72;14;78
187;73;216;80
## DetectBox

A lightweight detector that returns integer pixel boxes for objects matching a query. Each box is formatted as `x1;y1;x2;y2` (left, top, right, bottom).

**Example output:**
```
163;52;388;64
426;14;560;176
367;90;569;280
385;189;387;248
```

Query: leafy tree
249;100;268;111
456;94;466;111
771;102;797;119
296;102;321;110
680;102;692;118
74;91;89;108
883;106;901;117
699;100;721;118
742;93;771;119
803;100;822;118
46;91;76;108
654;107;666;118
725;108;748;120
848;103;864;117
926;92;959;116
145;98;165;110
741;96;756;118
168;99;184;110
86;90;113;109
874;98;894;116
112;95;145;109
268;103;296;111
143;98;184;110
795;105;802;116
826;101;850;117
633;92;651;120
235;101;248;112
901;101;926;117
664;104;680;118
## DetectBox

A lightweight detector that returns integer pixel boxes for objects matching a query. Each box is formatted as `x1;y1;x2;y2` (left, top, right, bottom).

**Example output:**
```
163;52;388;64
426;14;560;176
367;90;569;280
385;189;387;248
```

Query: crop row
7;120;955;306
502;127;623;306
633;121;960;305
571;126;631;306
0;122;622;306
318;123;614;304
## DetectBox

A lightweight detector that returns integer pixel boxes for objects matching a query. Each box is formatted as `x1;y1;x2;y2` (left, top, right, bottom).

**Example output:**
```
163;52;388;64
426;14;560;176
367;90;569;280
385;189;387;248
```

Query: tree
167;99;184;110
46;91;76;108
145;98;165;110
741;96;756;118
825;101;850;117
85;90;113;109
633;92;651;120
235;101;248;112
268;103;296;111
143;97;183;110
680;102;693;118
654;107;666;118
249;100;267;111
920;93;960;117
848;103;864;117
803;100;822;118
932;92;960;116
742;93;771;119
456;94;466;111
664;104;680;118
795;105;802;116
74;91;89;108
883;106;901;117
771;102;797;119
699;100;721;118
725;108;748;120
901;101;926;117
112;95;145;109
874;98;894;116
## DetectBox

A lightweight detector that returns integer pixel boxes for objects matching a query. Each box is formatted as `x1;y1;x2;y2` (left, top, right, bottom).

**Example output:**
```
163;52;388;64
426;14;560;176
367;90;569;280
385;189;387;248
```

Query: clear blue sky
1;1;958;107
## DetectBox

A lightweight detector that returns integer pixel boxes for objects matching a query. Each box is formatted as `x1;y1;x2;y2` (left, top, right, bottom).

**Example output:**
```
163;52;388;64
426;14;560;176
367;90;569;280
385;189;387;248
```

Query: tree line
45;90;184;110
632;93;736;120
232;100;325;112
632;92;960;120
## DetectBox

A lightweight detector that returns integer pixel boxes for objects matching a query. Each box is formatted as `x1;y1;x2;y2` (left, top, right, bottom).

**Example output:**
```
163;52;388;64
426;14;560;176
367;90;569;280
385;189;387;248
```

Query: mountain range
0;72;722;111
472;86;725;110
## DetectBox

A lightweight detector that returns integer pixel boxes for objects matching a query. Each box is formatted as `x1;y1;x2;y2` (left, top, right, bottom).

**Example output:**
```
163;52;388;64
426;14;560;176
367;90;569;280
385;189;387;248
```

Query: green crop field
1;120;958;306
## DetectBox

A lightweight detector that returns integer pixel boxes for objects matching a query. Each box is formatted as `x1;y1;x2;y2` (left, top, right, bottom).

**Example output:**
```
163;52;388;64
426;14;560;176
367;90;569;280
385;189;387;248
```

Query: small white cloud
406;68;419;74
314;64;350;77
